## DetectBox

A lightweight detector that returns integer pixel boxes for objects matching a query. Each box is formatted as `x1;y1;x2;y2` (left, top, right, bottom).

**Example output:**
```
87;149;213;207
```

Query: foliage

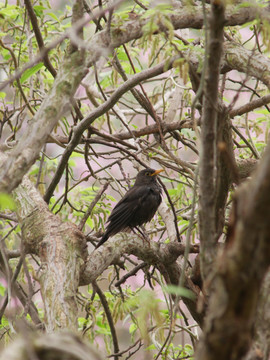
0;1;270;360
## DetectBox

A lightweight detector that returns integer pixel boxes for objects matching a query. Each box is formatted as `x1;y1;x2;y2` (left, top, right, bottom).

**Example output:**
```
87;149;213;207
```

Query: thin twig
92;281;120;360
78;182;109;231
24;0;57;77
115;262;147;287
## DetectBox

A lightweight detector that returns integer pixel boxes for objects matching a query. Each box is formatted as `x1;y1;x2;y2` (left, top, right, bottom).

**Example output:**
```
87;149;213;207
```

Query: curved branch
81;236;198;285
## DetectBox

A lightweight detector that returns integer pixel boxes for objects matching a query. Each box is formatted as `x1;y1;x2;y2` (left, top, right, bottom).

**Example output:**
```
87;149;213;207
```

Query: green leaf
0;315;9;329
69;160;76;167
184;343;194;356
0;193;16;211
33;5;45;17
0;5;19;19
86;217;94;228
0;92;6;99
0;283;6;296
254;108;269;115
145;344;156;350
20;63;44;84
163;285;195;300
47;12;60;22
129;323;137;334
70;153;84;159
78;317;88;328
167;188;178;196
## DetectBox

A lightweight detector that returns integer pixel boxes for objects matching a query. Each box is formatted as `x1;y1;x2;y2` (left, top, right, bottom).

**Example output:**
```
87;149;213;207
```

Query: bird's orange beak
151;169;164;176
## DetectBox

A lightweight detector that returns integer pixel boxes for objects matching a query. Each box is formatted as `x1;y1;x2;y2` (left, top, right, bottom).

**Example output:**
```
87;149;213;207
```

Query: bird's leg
132;226;151;246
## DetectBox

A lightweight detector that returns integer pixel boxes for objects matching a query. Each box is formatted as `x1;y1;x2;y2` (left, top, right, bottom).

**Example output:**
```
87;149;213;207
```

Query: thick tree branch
199;1;225;279
85;4;270;66
12;176;86;332
0;332;103;360
244;270;270;360
224;42;270;89
188;41;270;89
0;51;86;194
195;137;270;360
82;237;198;285
82;236;202;325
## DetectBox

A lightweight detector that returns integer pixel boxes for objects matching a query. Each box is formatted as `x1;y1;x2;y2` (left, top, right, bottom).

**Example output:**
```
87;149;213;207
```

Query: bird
96;168;164;248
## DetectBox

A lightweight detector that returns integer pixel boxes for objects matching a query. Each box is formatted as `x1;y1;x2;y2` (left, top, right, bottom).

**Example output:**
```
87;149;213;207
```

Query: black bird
96;168;164;248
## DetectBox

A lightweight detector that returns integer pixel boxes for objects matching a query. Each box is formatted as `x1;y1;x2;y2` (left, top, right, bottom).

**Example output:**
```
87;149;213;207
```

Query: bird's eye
145;172;151;176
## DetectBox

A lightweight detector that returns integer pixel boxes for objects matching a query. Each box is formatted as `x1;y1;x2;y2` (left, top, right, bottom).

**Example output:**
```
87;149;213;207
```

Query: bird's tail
96;232;109;249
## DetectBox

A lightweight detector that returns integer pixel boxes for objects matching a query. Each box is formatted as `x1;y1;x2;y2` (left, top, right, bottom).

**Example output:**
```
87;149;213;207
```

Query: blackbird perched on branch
96;168;164;248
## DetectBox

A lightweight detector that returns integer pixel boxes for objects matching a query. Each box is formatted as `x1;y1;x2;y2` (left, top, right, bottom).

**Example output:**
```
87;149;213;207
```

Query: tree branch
0;332;103;360
0;50;86;194
12;175;86;332
24;0;57;77
81;236;202;325
195;137;270;360
224;42;270;89
199;0;225;279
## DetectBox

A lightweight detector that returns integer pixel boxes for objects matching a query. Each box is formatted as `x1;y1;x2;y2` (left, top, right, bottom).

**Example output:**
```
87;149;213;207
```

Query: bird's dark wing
96;186;151;248
105;185;154;236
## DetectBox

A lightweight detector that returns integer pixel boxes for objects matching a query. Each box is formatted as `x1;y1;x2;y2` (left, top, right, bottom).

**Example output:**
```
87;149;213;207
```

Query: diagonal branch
24;0;57;77
0;50;86;194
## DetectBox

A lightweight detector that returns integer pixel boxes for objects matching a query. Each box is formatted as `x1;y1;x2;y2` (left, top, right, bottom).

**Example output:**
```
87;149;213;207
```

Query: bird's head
134;168;164;185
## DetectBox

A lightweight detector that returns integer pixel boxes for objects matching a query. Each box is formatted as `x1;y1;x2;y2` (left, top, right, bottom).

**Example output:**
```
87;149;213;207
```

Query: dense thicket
0;1;270;360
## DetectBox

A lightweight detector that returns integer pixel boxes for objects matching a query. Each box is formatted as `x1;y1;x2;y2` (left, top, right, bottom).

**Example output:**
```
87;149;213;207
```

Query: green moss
56;80;72;96
45;105;57;118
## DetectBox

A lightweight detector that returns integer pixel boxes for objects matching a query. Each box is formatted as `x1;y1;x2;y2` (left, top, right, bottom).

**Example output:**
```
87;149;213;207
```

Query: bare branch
230;93;270;117
224;42;270;89
78;182;109;231
24;0;57;77
199;1;225;278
